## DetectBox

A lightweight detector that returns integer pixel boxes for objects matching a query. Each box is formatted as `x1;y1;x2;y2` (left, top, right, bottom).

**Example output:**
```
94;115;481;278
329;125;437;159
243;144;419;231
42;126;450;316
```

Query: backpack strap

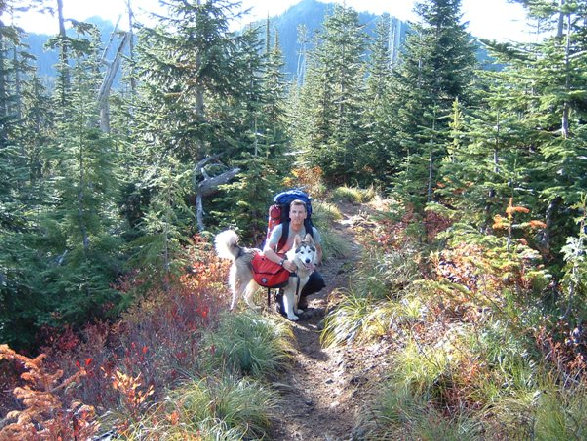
276;220;289;253
304;219;315;239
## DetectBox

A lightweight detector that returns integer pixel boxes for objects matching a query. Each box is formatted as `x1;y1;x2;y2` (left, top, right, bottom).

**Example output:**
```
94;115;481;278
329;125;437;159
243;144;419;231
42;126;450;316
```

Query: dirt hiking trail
268;201;392;441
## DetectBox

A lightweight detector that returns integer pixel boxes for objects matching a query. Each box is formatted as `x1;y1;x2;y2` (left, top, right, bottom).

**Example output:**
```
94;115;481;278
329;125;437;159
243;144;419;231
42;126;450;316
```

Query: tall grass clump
355;382;481;441
321;285;430;348
321;287;379;347
310;201;353;260
200;311;293;377
393;338;463;399
124;375;277;440
312;200;343;226
533;380;587;440
331;185;376;203
464;318;539;406
481;378;587;440
353;247;421;301
319;227;354;261
321;243;423;347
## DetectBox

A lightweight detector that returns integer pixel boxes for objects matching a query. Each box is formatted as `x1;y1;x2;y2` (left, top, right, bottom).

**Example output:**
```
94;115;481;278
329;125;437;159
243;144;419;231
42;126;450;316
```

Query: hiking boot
298;296;309;310
274;290;286;317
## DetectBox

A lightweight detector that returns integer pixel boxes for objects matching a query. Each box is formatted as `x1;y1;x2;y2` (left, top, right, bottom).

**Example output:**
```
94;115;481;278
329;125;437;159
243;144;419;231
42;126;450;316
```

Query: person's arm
315;243;323;266
313;228;323;265
264;244;297;272
263;225;290;268
263;245;283;265
263;225;298;272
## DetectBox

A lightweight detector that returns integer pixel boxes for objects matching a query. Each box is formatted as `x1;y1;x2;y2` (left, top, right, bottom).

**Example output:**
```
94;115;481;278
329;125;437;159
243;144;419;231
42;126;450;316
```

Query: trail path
269;201;391;441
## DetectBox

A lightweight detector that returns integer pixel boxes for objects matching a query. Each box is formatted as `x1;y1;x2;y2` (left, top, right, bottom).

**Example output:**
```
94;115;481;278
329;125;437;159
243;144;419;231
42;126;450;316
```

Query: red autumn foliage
0;345;99;440
424;209;453;242
283;166;325;198
535;320;587;381
369;204;419;250
1;234;232;435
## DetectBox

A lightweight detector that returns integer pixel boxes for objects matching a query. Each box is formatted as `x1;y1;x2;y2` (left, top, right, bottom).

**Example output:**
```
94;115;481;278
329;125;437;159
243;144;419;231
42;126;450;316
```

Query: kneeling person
263;199;325;315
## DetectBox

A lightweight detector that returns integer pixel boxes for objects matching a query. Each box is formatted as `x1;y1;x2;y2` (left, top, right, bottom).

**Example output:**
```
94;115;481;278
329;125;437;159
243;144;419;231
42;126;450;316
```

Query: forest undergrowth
1;186;586;440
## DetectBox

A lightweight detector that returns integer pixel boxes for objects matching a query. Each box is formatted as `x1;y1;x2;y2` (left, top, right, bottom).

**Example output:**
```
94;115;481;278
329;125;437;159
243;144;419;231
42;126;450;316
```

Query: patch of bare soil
268;201;392;441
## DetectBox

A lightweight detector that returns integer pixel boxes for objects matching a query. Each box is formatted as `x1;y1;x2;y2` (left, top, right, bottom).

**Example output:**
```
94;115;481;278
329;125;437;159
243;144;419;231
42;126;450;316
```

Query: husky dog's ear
293;235;302;247
304;234;314;244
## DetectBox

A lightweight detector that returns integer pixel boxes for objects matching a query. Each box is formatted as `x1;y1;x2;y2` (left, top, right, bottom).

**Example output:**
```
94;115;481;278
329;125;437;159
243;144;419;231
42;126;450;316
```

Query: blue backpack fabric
273;190;313;218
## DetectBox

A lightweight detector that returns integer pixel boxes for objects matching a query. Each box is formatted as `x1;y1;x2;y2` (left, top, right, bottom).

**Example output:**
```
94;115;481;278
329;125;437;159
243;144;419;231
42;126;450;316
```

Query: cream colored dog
214;230;316;320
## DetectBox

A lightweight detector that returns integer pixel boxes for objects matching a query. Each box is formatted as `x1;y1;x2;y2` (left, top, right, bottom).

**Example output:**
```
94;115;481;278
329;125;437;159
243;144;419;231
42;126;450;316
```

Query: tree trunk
97;32;130;132
296;25;308;83
561;11;571;138
557;0;565;38
78;145;89;252
427;111;436;203
56;0;70;106
485;110;500;226
126;0;137;95
13;47;21;120
0;19;7;120
542;196;561;253
193;156;240;231
194;0;204;118
195;193;205;232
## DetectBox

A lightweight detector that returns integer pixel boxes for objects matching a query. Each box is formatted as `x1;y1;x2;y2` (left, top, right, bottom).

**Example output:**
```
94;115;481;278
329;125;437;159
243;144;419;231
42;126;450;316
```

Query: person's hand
282;260;296;272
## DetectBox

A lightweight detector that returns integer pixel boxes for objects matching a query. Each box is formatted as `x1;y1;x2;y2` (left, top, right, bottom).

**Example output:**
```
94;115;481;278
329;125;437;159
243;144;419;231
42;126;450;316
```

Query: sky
6;0;535;42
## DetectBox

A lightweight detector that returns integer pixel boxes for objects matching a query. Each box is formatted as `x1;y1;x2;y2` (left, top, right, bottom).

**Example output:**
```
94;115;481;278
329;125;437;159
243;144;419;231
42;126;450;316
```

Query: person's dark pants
275;271;325;316
301;271;325;297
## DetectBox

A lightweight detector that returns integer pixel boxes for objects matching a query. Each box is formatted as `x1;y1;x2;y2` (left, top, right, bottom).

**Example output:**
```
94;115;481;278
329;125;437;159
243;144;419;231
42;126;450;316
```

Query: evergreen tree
436;80;536;228
360;14;396;185
390;0;477;206
0;20;123;347
128;0;241;248
297;4;367;184
480;1;587;256
33;24;121;325
262;24;288;161
0;14;46;348
213;23;289;238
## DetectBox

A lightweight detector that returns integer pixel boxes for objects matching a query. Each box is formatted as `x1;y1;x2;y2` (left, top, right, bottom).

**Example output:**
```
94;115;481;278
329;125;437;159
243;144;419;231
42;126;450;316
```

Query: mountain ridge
22;0;407;83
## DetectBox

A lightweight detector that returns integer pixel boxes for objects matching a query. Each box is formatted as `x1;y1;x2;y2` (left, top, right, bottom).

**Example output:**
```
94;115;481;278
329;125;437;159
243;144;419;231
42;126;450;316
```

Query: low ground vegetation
1;185;585;440
321;195;586;440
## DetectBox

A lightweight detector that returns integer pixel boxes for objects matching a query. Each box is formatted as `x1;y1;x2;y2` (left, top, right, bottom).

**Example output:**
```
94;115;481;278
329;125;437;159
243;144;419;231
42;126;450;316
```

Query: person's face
289;204;307;227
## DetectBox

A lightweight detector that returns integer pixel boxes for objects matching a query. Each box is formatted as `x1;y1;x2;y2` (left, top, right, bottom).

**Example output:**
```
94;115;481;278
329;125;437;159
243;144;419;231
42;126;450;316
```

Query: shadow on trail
289;315;328;362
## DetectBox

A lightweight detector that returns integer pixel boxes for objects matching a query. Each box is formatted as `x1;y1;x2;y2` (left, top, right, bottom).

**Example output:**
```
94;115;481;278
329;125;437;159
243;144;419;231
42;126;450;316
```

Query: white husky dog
214;230;316;320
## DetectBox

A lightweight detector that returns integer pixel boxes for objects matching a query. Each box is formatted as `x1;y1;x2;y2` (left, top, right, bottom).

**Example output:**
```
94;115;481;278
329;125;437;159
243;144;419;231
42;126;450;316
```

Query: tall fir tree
297;4;367;184
36;24;121;325
360;14;397;185
480;0;587;257
389;0;477;206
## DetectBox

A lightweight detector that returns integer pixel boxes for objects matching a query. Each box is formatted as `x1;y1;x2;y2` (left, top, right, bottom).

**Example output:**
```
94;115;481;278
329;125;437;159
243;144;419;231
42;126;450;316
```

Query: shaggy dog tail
214;230;240;260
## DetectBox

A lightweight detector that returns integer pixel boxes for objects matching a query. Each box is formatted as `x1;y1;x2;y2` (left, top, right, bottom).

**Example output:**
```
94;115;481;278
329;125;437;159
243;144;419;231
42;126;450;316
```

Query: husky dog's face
292;234;316;266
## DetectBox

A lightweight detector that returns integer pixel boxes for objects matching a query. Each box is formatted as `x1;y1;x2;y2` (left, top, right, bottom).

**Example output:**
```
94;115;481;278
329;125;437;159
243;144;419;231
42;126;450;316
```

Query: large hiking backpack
266;189;314;252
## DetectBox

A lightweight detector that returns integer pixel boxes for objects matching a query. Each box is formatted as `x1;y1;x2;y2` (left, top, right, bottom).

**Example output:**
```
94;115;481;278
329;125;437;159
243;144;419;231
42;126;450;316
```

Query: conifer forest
0;0;586;439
